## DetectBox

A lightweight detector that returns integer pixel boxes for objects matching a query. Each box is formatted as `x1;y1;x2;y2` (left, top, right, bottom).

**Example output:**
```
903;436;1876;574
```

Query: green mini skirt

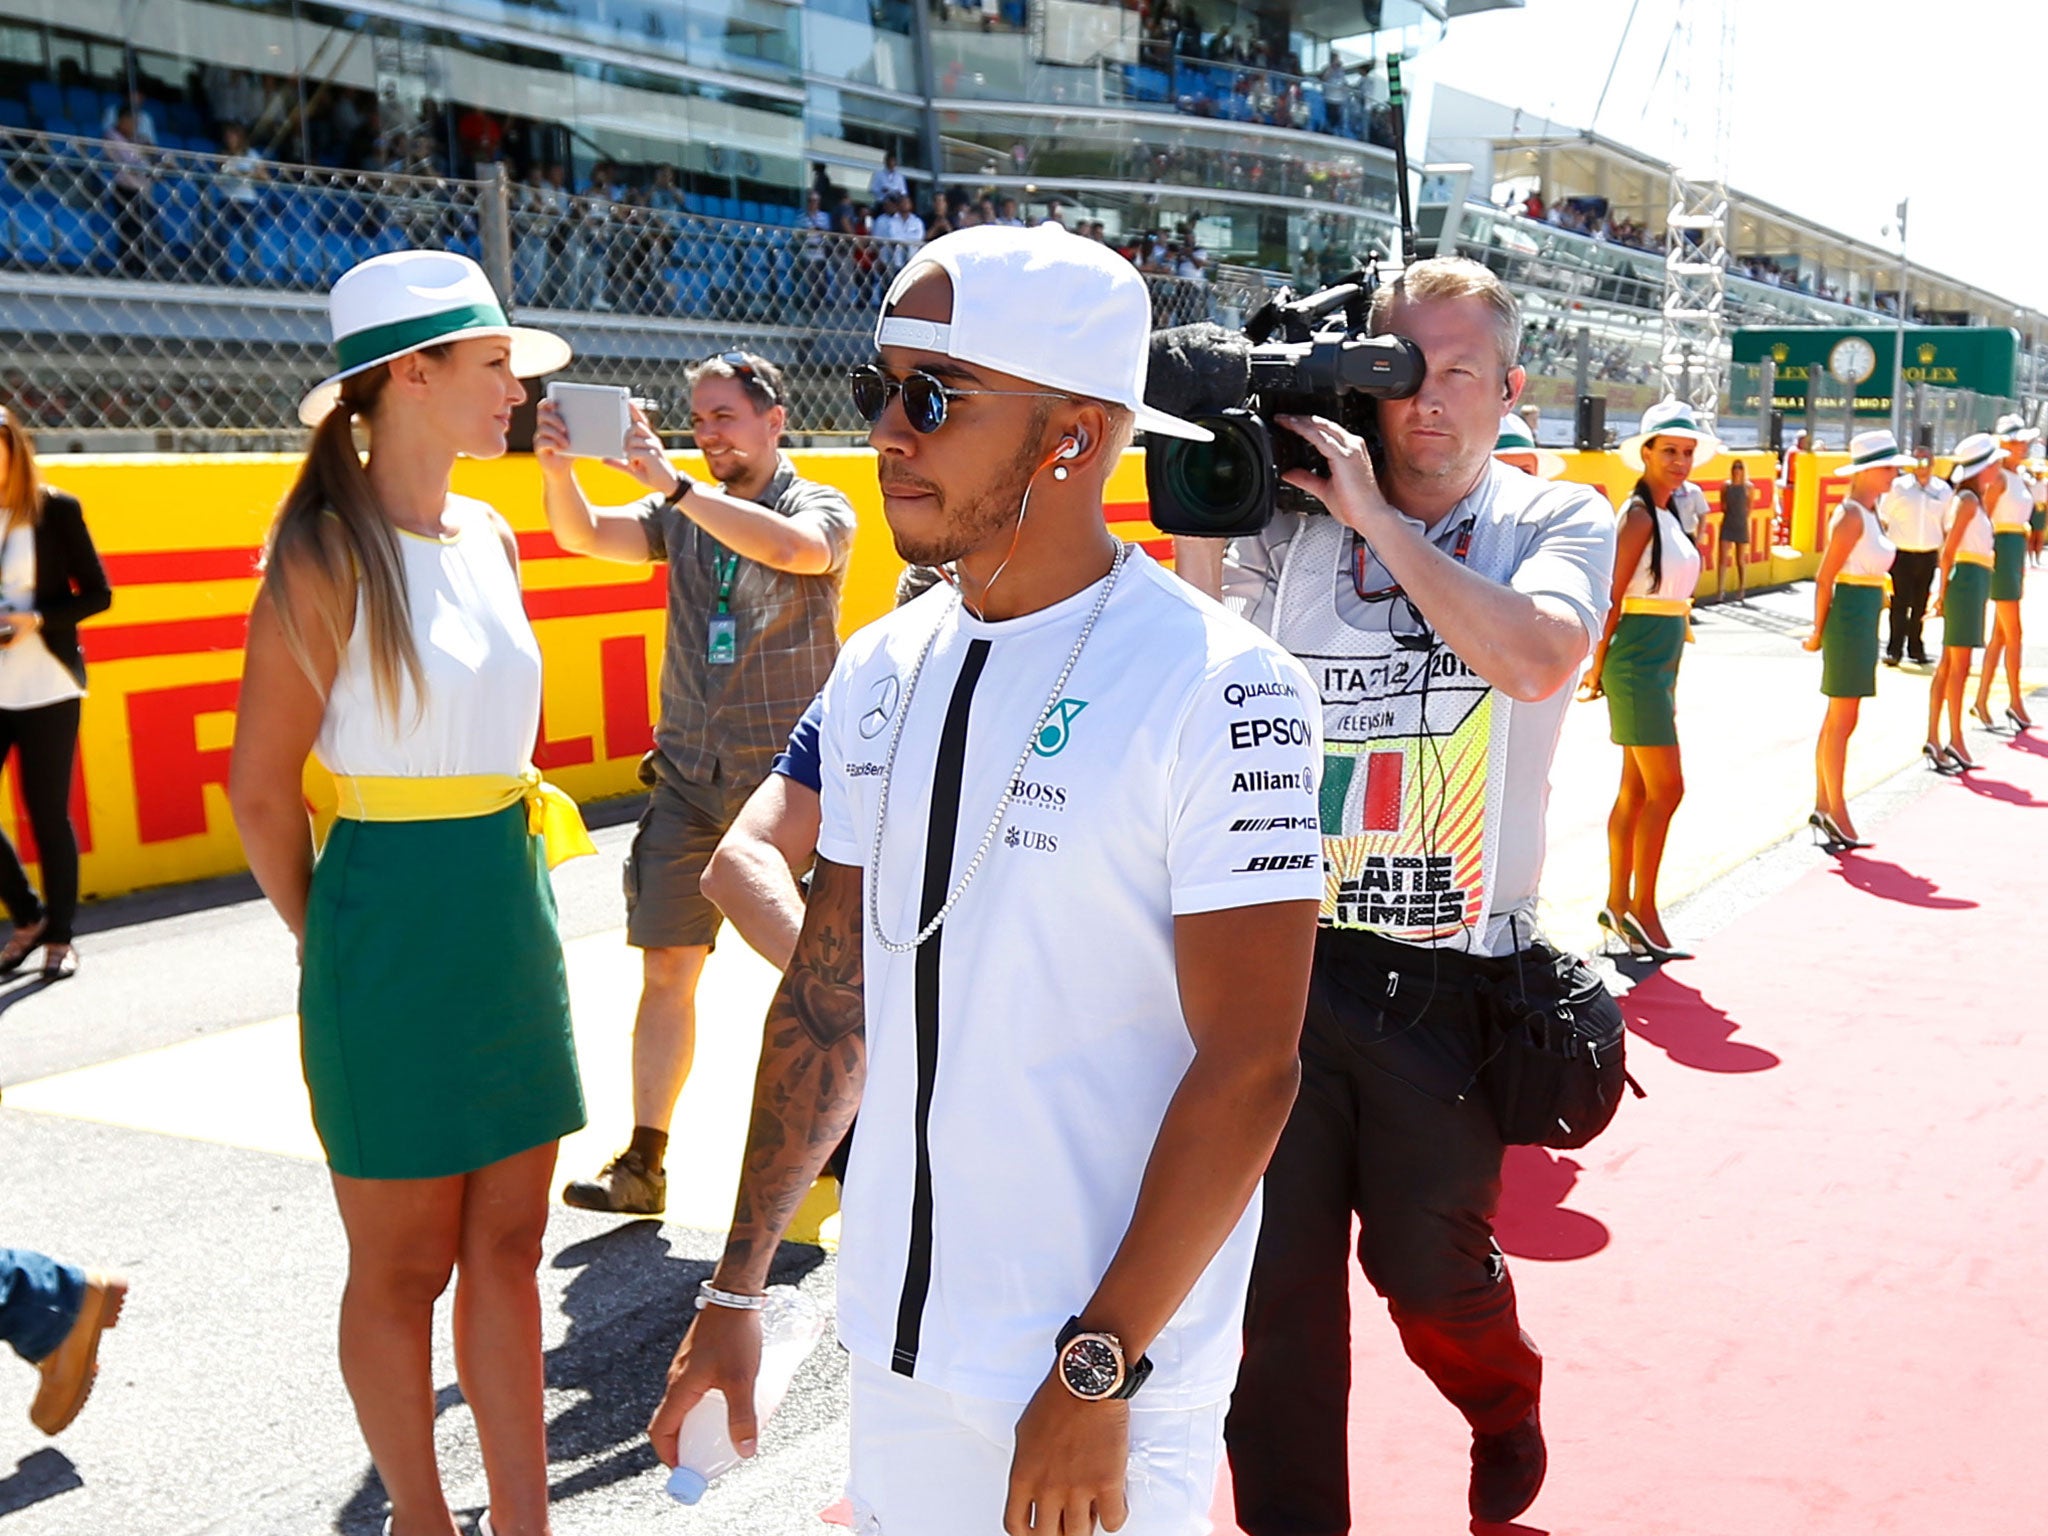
1993;529;2028;601
1604;610;1686;746
300;804;586;1180
1821;582;1885;698
2031;509;2046;535
1943;561;1992;651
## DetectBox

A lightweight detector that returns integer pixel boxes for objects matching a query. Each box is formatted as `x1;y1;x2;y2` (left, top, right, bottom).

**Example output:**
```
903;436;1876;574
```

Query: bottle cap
666;1465;709;1505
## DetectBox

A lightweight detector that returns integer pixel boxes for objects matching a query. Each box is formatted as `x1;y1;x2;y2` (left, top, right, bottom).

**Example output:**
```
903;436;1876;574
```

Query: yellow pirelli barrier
29;443;1845;901
23;447;1167;902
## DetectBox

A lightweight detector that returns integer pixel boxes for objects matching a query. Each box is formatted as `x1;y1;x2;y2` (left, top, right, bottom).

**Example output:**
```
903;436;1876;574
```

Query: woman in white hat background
1972;421;2039;731
1926;434;2003;773
1800;430;1908;851
1581;398;1710;960
227;250;589;1536
1490;412;1565;479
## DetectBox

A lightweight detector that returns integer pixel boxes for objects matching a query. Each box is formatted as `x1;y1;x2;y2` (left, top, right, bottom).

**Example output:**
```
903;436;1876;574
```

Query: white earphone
1053;431;1086;479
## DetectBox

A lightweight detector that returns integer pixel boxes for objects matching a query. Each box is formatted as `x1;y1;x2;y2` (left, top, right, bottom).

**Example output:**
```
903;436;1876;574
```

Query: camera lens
1162;417;1267;535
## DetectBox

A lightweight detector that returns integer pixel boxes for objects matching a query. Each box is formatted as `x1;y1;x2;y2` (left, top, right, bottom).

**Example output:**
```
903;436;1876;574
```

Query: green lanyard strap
712;546;739;614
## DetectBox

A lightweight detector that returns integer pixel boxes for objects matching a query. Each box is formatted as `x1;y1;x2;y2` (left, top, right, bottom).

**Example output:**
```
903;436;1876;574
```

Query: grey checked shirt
639;454;858;789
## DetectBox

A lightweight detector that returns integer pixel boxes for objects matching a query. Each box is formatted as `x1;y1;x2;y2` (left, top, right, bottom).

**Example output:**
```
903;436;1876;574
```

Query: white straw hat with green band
1826;428;1919;477
1620;397;1721;470
298;249;571;426
1490;413;1566;478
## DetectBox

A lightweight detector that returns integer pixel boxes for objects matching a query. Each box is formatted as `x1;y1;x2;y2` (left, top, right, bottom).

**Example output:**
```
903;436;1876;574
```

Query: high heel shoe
1617;910;1693;962
1596;906;1648;958
1814;810;1871;851
1924;743;1961;775
2007;707;2034;732
1943;745;1979;773
1971;702;2007;732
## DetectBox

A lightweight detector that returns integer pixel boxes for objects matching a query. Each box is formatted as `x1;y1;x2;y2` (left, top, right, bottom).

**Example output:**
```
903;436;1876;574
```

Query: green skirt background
1992;530;2027;602
301;805;586;1180
2031;509;2046;535
1604;610;1686;746
1821;583;1885;698
1943;562;1992;651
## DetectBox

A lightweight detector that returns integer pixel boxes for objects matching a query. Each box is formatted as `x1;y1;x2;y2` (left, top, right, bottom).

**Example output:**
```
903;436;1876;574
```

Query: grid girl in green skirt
1803;432;1908;852
1927;438;2004;774
228;251;586;1536
1973;425;2039;731
1581;399;1711;962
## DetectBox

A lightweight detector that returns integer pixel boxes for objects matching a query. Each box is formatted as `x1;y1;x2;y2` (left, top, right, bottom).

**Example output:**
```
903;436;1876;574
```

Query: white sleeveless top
1623;496;1702;600
1990;468;2035;532
315;499;543;779
1832;499;1897;579
1949;492;1996;561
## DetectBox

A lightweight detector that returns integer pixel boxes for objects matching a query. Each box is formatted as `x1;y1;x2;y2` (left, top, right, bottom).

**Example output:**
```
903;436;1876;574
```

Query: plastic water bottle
664;1286;826;1506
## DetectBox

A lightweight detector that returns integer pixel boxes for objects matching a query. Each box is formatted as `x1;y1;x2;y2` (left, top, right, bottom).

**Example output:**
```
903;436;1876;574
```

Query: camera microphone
1146;324;1253;419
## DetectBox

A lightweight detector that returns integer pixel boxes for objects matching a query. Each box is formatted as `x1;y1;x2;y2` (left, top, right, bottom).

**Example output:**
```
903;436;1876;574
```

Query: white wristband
696;1280;769;1312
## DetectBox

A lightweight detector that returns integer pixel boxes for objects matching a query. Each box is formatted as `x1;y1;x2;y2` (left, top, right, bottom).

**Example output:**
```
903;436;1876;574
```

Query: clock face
1829;337;1877;384
1060;1336;1122;1399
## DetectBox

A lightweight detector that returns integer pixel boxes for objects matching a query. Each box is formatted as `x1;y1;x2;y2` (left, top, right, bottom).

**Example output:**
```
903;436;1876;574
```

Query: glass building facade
0;0;1461;271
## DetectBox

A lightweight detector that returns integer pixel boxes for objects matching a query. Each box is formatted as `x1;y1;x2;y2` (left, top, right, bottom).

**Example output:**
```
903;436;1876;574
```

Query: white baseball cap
874;223;1213;441
299;249;570;426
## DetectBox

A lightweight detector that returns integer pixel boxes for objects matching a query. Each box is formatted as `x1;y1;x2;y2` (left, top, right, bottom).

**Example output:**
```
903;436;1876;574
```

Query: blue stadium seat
158;199;200;263
683;192;705;216
5;203;56;267
50;205;107;271
26;82;62;127
254;224;294;285
63;87;101;126
740;200;763;224
165;102;203;138
0;101;29;130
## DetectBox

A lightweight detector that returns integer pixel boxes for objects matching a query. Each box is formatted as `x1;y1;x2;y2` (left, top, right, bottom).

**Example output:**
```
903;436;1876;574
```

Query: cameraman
1174;258;1617;1529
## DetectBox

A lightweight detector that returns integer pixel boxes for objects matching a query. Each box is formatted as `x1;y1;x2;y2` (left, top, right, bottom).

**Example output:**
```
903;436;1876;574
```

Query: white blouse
1949;493;1995;562
314;499;543;779
0;523;86;710
1832;499;1897;580
1623;497;1703;600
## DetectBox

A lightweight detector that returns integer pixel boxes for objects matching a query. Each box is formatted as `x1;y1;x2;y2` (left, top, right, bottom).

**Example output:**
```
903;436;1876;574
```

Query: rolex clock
1828;336;1877;385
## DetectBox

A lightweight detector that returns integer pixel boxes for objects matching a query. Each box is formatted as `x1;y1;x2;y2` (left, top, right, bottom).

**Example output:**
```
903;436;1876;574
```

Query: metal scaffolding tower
1658;0;1735;428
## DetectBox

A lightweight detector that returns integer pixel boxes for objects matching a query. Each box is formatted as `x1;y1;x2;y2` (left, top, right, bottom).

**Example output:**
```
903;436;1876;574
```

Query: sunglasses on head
713;351;778;404
848;364;1067;435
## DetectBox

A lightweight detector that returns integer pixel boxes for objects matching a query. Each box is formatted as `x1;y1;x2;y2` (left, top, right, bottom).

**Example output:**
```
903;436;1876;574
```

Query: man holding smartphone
535;351;857;1216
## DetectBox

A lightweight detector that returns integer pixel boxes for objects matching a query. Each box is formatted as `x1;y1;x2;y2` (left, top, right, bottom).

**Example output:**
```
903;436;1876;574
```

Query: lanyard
1351;518;1474;600
711;546;739;614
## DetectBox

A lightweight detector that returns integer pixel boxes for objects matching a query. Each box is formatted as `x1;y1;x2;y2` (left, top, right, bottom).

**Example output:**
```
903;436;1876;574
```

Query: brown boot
561;1151;666;1215
30;1271;127;1435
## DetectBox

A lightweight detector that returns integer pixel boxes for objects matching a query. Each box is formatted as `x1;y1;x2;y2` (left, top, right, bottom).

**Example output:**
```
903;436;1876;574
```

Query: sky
1403;0;2048;319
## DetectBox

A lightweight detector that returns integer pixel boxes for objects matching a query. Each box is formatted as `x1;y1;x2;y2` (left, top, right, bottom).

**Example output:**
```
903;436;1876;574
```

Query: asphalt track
0;571;2042;1536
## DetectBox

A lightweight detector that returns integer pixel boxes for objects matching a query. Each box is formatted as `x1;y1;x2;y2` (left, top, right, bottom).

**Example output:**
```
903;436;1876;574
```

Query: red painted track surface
1211;731;2048;1535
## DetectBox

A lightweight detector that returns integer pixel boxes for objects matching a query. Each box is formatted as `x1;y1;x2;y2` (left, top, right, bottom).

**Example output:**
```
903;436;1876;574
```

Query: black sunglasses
848;364;1067;435
712;350;778;404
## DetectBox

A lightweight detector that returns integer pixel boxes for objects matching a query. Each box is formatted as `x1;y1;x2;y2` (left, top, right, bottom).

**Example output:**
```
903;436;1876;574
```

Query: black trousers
0;699;82;946
1228;930;1542;1536
1888;550;1939;660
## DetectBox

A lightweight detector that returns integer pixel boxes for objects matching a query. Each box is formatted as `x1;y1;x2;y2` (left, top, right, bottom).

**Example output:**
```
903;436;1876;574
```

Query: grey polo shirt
1218;462;1615;954
638;454;858;790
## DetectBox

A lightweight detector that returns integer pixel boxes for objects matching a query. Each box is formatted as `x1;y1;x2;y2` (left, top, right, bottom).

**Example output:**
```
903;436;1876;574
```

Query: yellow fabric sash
1835;573;1890;590
329;769;597;870
1620;596;1693;617
1954;551;1996;569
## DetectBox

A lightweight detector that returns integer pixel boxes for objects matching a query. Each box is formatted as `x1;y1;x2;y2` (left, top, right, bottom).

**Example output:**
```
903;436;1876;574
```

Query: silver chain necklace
867;541;1129;954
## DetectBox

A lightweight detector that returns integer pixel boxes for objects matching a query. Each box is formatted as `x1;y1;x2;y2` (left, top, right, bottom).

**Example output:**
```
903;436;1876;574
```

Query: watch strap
661;477;691;509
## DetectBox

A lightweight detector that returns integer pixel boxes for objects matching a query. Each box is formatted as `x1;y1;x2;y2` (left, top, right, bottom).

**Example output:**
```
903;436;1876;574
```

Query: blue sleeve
769;693;826;794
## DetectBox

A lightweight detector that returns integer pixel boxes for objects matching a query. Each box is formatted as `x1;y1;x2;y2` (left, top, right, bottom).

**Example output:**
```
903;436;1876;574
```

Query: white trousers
846;1356;1225;1536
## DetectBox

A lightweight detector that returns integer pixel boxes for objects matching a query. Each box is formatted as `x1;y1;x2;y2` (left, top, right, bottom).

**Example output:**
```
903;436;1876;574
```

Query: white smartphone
545;380;631;459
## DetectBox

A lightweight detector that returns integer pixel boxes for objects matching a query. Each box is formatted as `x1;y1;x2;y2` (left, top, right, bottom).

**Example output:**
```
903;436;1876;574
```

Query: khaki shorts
623;754;754;951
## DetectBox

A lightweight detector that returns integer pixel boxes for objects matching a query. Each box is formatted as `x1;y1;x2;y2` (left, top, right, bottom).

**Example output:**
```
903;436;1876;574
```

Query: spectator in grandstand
536;352;856;1220
1803;431;1908;851
647;163;684;214
996;195;1024;227
0;1247;124;1434
213;122;267;283
0;407;109;982
101;87;158;146
229;251;586;1536
1582;400;1711;961
454;103;502;174
104;107;154;279
1040;197;1068;228
796;188;833;313
868;149;908;208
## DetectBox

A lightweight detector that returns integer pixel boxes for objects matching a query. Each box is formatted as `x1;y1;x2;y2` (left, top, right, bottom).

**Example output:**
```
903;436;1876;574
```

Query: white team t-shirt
816;549;1322;1408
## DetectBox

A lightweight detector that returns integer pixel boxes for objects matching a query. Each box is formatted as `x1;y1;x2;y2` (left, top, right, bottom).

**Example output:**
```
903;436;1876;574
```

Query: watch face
1060;1336;1123;1399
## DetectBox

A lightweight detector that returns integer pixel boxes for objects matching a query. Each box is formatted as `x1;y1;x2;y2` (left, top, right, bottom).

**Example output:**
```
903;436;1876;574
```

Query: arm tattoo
719;857;866;1286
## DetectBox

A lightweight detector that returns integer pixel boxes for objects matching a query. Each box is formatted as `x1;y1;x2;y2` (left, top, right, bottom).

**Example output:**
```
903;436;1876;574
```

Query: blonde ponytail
262;366;430;722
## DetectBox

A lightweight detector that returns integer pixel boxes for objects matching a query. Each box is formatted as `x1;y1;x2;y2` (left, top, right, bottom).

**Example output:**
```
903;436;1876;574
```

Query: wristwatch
660;476;693;510
1055;1316;1153;1402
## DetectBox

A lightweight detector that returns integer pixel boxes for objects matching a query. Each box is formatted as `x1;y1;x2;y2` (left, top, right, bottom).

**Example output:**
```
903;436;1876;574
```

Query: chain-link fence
0;126;1275;450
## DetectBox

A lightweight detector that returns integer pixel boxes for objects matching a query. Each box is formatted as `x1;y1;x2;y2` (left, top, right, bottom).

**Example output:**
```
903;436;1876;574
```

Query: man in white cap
648;224;1325;1536
1176;257;1621;1529
1876;445;1952;666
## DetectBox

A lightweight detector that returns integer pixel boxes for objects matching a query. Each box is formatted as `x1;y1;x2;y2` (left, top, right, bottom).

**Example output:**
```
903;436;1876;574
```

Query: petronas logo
1033;698;1089;757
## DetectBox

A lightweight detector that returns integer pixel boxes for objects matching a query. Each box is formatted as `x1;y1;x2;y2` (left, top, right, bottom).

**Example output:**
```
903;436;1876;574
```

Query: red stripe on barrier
88;614;250;661
522;573;668;621
99;547;262;585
